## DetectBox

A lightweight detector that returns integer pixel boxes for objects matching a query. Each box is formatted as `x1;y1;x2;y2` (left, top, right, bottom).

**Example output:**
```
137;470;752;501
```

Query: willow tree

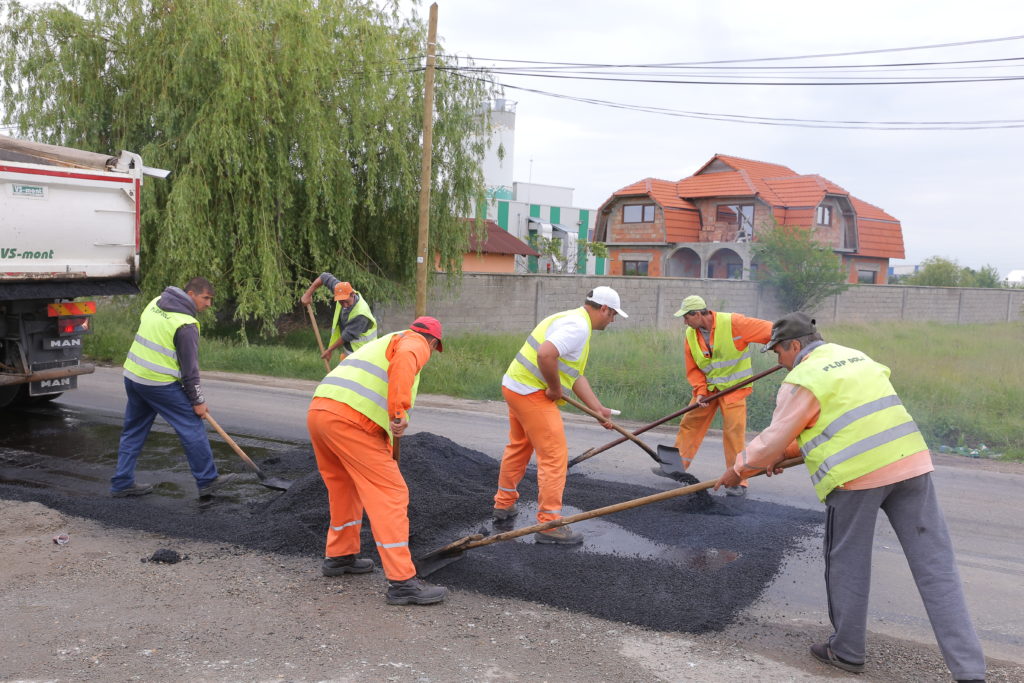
0;0;494;331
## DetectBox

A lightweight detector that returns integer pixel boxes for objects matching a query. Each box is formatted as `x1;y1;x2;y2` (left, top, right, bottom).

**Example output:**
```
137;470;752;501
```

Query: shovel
205;413;292;491
415;456;805;576
305;303;332;373
560;395;690;482
568;364;785;471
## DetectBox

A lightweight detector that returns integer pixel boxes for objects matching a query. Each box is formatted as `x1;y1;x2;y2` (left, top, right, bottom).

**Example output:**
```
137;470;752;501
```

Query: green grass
85;298;1024;461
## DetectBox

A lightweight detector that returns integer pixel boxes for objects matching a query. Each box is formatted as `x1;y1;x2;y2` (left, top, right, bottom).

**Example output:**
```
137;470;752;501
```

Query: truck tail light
58;316;92;336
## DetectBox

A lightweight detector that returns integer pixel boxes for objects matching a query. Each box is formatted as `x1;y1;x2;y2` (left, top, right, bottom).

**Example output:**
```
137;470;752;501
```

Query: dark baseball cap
764;312;817;351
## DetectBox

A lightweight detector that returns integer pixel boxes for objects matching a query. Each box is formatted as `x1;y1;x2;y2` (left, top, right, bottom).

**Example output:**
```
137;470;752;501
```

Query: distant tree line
892;257;1005;288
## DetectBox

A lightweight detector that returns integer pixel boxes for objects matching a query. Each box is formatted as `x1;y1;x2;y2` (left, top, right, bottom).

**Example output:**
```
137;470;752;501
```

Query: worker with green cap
662;295;772;495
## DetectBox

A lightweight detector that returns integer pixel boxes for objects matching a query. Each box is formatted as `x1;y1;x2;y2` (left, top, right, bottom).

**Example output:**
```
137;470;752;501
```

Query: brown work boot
322;555;374;576
385;577;448;605
534;525;584;545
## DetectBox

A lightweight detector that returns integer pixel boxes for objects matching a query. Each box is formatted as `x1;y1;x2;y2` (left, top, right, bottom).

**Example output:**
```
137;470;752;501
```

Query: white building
476;99;606;275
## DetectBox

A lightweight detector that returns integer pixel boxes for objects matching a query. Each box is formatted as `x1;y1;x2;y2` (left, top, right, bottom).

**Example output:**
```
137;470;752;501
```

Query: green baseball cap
673;295;707;317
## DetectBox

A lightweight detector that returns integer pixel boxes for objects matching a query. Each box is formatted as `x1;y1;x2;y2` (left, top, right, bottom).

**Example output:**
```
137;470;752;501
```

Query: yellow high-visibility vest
329;293;378;353
685;312;753;391
505;307;592;395
313;331;420;441
123;297;199;383
785;343;928;501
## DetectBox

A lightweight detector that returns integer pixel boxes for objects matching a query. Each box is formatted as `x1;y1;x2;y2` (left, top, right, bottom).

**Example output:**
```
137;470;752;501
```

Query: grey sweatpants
823;472;986;680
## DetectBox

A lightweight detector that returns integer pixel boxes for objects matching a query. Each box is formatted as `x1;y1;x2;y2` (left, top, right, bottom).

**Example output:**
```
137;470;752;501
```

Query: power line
461;77;1024;130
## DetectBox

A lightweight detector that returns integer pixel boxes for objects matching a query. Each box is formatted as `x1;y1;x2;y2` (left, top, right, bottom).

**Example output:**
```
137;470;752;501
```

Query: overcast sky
418;0;1024;277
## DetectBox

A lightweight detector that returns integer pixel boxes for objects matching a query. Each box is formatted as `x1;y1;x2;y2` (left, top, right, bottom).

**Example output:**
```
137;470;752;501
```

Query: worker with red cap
307;315;446;605
492;286;625;544
300;272;378;364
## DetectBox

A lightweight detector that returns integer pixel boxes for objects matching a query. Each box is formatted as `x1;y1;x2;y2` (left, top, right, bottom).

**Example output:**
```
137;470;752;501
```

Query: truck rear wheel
0;385;21;409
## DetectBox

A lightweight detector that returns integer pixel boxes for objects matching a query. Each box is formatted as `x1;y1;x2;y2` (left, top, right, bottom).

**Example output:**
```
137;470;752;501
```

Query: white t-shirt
502;312;590;395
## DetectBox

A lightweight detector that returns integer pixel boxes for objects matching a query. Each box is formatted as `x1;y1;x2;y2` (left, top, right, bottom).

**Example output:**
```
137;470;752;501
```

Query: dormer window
816;205;832;226
623;204;655;223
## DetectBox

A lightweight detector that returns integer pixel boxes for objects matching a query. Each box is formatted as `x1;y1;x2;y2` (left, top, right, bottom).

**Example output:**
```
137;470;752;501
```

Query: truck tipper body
0;134;160;407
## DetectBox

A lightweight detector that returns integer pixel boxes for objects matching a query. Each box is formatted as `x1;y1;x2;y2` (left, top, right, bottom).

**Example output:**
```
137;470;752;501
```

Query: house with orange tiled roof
593;154;905;284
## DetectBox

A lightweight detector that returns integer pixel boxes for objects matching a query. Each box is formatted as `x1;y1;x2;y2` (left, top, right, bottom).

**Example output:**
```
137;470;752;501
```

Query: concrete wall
373;273;1024;334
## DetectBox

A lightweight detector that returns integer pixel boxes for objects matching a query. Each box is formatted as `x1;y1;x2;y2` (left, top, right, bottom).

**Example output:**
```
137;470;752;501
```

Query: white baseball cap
587;286;628;318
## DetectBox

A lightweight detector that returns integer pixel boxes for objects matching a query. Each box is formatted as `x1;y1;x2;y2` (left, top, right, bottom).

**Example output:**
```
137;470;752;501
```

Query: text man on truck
0;134;167;408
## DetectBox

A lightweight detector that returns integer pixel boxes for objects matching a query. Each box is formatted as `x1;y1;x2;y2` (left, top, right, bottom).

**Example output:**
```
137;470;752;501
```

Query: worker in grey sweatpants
716;313;985;682
824;475;985;678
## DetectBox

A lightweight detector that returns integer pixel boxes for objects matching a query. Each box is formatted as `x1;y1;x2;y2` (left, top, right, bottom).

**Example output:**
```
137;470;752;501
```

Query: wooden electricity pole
415;3;438;317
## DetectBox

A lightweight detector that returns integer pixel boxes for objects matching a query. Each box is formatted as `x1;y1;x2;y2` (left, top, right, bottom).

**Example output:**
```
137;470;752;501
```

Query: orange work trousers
673;398;749;487
307;407;416;581
494;387;569;524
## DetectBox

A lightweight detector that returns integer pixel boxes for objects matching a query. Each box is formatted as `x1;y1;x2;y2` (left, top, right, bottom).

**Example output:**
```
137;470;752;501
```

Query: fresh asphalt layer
0;425;821;634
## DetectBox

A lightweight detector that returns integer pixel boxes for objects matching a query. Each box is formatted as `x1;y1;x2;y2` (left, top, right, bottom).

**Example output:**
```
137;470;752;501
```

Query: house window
857;269;876;284
816;205;833;226
716;203;755;239
623;204;655;223
622;260;649;276
727;263;743;279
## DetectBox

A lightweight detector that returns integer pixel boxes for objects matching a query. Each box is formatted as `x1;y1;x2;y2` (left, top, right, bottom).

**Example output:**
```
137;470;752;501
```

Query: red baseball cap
333;282;354;301
410;316;443;351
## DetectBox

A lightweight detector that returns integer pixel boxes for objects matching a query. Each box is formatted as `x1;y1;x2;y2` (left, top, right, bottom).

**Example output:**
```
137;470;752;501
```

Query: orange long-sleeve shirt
310;331;431;436
684;311;773;404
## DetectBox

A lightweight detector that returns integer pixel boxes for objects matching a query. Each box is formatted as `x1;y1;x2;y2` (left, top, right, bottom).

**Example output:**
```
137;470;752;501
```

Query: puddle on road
455;500;740;571
0;405;291;505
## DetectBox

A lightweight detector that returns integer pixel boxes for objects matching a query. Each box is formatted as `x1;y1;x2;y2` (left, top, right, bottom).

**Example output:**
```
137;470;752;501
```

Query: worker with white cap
662;295;772;496
492;286;626;544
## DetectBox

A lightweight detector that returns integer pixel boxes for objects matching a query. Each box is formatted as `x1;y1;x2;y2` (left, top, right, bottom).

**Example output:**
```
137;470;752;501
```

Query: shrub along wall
373;273;1024;334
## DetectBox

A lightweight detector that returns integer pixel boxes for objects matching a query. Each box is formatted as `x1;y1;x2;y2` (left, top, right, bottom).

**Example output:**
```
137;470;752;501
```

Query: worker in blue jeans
111;277;238;498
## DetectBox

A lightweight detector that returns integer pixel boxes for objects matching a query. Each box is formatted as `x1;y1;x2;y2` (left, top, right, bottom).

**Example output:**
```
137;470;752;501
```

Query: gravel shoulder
4;499;1023;682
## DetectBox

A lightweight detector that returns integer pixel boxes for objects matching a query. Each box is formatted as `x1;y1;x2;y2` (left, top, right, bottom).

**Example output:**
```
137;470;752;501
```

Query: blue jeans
111;377;218;493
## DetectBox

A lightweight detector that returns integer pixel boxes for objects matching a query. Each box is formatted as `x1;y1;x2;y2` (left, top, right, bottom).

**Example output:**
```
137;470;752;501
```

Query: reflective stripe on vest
329;292;378;352
784;343;928;501
685;312;753;390
313;331;420;440
505;307;592;393
122;297;199;383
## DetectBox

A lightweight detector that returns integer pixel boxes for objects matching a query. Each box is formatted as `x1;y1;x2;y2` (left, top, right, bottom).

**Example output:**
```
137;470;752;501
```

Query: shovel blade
259;477;292;491
414;533;485;577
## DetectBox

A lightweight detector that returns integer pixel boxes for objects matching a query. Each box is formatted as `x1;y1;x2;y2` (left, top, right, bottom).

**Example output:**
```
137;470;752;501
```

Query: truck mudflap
0;363;95;388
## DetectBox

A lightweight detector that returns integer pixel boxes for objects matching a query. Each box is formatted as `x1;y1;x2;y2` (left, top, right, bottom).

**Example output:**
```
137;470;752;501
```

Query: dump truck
0;134;167;408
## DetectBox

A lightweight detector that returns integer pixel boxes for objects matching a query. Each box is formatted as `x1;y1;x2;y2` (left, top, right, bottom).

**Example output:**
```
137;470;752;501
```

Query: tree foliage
899;257;1004;288
0;0;495;332
752;222;849;312
528;235;607;274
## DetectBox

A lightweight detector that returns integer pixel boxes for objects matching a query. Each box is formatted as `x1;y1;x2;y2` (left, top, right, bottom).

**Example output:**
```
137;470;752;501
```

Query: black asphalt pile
1;431;821;633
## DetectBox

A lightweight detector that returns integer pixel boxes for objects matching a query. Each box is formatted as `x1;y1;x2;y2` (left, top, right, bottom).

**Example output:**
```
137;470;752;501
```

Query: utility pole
415;3;438;317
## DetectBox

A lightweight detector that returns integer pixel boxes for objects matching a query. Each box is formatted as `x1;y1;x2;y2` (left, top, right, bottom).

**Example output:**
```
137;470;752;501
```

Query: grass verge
85;298;1023;461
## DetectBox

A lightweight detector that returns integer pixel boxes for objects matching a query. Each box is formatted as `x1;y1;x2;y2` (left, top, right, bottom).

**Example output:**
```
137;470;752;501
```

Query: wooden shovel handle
305;303;332;373
570;364;785;467
560;394;660;459
205;413;263;476
446;456;805;555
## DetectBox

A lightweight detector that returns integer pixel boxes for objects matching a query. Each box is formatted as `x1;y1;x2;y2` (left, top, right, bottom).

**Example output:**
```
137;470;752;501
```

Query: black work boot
385;577;448;605
197;473;242;497
322;555;375;577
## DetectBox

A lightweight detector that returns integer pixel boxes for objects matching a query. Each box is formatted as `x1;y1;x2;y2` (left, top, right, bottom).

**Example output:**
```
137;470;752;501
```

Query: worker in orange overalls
492;286;625;544
306;316;446;605
660;295;772;496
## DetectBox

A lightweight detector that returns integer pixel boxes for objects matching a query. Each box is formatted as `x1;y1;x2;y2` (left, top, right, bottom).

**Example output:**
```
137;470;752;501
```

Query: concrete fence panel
373;274;1024;334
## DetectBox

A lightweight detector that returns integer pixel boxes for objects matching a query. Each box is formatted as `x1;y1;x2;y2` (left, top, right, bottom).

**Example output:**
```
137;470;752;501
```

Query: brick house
594;154;905;284
457;219;540;273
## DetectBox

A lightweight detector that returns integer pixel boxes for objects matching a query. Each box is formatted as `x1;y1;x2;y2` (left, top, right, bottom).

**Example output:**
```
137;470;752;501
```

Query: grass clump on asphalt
84;297;1023;461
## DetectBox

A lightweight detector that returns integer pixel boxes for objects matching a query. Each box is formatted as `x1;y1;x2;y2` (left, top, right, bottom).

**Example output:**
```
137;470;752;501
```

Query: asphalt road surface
22;366;1024;664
